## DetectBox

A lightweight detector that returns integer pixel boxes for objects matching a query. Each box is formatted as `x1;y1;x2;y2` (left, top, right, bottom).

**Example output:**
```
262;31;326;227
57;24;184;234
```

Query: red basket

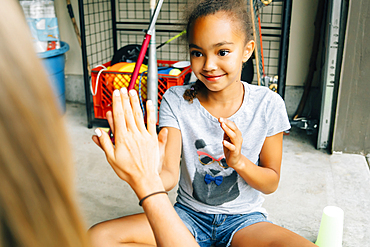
91;60;192;120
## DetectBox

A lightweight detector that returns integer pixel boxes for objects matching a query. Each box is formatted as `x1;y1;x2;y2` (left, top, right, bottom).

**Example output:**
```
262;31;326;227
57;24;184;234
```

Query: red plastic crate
91;60;192;120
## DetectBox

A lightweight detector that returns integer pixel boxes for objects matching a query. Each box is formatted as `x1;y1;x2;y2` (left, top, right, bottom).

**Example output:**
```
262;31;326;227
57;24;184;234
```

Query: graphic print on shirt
192;139;240;206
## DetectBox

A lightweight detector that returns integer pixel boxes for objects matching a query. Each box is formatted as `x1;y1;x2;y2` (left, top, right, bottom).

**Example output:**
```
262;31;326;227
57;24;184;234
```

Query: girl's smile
200;73;226;81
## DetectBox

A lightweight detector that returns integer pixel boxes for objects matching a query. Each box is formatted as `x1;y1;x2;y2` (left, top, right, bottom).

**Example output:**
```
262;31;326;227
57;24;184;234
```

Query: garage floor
64;102;370;246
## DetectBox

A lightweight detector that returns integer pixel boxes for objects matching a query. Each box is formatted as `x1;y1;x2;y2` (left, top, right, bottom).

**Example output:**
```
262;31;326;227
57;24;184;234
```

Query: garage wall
55;0;82;75
286;0;319;87
332;0;370;155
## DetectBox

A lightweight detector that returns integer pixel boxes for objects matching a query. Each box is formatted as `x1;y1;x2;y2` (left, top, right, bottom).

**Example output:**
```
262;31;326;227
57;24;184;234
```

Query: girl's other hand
92;88;168;195
219;117;243;169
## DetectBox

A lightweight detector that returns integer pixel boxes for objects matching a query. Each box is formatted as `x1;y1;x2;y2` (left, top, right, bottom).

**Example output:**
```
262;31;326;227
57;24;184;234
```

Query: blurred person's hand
92;88;168;197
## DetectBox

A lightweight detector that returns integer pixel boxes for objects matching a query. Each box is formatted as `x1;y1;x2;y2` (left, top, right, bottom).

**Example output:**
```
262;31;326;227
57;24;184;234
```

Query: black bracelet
139;191;168;206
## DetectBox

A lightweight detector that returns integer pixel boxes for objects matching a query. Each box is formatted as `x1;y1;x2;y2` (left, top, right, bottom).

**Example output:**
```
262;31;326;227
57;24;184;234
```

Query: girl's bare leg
231;222;316;247
88;213;156;247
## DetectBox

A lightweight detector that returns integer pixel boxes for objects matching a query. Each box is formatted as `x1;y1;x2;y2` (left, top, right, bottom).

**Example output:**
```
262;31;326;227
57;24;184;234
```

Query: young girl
90;0;316;246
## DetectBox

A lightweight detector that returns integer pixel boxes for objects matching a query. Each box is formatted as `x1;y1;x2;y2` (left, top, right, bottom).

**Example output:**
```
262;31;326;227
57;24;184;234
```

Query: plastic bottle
20;0;60;52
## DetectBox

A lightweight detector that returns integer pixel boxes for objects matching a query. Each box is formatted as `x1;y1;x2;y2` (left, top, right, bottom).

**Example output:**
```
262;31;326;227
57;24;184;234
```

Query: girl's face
188;12;254;92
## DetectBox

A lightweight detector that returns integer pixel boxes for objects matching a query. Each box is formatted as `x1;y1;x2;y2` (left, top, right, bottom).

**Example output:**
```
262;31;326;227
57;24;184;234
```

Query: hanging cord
91;65;108;96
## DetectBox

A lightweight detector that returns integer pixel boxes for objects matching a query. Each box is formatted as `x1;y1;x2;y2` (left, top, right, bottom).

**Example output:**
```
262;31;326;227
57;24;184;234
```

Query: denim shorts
174;203;271;247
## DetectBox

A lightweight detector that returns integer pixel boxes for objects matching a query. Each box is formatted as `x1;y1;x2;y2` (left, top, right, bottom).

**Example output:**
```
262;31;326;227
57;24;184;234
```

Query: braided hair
183;79;204;103
182;0;253;103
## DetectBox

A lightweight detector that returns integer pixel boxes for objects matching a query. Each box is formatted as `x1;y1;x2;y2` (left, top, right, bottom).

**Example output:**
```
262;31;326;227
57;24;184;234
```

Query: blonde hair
0;1;89;246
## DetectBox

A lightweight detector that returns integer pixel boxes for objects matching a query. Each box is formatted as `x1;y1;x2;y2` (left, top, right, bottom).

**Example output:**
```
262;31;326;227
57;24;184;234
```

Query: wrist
231;156;247;171
129;175;166;200
139;191;168;206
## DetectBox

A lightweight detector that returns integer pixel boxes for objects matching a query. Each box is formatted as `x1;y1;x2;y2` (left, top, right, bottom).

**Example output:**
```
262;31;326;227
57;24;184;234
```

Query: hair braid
183;80;205;103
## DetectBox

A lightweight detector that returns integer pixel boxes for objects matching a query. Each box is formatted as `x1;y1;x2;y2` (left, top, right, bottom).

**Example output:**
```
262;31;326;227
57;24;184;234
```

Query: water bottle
20;0;60;52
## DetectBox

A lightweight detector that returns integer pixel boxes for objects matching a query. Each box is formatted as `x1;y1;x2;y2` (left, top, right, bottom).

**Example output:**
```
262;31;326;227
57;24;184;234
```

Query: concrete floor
64;102;370;246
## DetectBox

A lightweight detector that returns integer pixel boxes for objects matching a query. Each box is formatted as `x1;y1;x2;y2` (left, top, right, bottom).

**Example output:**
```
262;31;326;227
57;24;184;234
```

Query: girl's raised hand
219;117;243;169
92;88;168;194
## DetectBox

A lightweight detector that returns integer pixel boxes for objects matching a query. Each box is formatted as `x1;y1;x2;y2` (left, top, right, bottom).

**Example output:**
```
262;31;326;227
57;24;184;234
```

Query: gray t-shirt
159;81;290;215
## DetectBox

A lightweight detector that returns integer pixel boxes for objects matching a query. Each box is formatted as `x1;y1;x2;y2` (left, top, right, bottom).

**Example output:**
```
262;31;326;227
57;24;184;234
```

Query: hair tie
139;191;168;206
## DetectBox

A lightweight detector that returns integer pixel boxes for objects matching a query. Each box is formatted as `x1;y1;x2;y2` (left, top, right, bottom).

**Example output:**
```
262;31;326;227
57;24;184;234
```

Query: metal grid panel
118;0;150;21
260;1;283;26
251;1;283;84
118;30;188;61
82;0;114;68
117;0;187;61
154;31;188;60
262;37;280;76
118;0;186;23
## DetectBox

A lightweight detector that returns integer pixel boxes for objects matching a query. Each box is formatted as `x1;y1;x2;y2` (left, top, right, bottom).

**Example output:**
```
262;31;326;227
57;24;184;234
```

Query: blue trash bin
38;42;69;114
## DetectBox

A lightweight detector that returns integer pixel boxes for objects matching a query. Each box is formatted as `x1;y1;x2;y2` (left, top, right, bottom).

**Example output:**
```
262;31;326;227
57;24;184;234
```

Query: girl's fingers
223;139;236;151
112;89;127;142
146;100;157;136
221;122;237;140
219;117;238;131
219;118;241;143
128;89;146;133
94;128;115;162
120;88;138;133
106;111;114;135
